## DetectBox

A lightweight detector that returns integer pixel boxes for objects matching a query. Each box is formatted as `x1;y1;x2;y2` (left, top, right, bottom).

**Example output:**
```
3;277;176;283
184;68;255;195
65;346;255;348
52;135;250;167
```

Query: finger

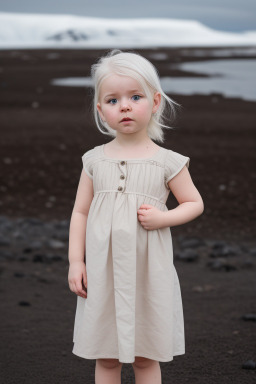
69;282;75;293
75;280;87;297
82;272;87;288
77;291;87;299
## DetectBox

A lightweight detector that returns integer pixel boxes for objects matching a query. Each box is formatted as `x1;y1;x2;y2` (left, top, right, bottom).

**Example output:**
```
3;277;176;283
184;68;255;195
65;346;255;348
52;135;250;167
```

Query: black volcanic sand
0;48;256;384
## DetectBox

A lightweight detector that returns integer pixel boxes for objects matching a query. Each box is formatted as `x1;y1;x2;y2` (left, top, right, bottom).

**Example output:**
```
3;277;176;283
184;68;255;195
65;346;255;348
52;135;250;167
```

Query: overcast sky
1;0;255;32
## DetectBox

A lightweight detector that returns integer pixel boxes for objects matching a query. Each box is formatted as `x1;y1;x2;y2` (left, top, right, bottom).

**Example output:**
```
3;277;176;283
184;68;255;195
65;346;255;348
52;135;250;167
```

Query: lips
121;118;133;122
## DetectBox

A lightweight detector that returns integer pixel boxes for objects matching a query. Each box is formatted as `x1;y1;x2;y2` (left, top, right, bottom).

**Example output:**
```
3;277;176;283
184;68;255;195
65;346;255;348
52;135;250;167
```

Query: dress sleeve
81;148;95;180
164;149;190;189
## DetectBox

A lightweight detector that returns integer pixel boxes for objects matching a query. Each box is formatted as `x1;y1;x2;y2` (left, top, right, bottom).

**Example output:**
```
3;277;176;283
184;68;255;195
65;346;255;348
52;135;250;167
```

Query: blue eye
108;99;117;104
108;98;117;104
132;95;141;101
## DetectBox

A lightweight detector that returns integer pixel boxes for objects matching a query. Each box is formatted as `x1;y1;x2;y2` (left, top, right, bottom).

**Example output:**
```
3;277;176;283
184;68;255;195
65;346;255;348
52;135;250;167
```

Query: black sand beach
0;48;256;383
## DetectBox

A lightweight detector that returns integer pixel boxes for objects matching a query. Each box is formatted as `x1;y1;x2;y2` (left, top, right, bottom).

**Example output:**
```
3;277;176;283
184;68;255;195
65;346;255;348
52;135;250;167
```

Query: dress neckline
101;144;163;161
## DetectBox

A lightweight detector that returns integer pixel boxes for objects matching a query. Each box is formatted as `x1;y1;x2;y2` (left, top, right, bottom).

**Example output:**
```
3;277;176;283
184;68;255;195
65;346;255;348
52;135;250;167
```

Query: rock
31;101;39;109
241;313;256;322
23;241;44;253
242;360;256;370
37;277;50;283
33;253;63;263
17;255;28;262
33;254;46;263
192;285;204;292
207;258;224;270
23;218;43;226
47;239;65;249
0;251;14;260
52;230;68;242
18;301;31;306
249;247;256;257
47;254;63;262
176;249;199;262
54;220;69;230
207;258;237;271
192;285;215;292
241;259;254;268
14;272;25;278
0;238;10;246
224;263;238;271
210;242;237;258
12;230;24;240
179;237;205;249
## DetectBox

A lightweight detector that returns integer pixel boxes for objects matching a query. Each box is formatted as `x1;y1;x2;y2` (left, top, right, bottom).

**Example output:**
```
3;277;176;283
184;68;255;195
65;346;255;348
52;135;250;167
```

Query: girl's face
97;74;161;135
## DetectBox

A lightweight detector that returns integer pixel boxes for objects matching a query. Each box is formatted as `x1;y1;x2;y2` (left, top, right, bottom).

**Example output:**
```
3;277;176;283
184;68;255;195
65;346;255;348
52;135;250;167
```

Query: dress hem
72;348;185;363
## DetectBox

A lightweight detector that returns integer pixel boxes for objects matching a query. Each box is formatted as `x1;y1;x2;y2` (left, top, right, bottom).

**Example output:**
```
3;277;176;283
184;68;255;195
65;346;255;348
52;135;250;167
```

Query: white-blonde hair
91;49;181;143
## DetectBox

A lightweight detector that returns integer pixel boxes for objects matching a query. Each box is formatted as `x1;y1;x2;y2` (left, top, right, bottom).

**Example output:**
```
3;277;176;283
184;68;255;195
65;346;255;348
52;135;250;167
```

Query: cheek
102;108;116;122
137;103;152;119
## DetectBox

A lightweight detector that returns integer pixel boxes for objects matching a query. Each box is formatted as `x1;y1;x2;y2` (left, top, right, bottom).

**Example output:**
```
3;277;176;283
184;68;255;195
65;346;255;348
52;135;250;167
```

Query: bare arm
138;165;204;230
68;169;94;298
163;165;204;227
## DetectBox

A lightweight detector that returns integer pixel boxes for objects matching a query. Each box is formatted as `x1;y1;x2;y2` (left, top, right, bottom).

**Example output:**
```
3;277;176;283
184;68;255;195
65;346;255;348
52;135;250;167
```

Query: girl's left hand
137;204;166;230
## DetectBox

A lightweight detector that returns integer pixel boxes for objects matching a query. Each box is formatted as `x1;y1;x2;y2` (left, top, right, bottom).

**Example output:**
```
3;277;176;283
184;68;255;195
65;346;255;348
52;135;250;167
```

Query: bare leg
95;358;123;384
132;357;161;384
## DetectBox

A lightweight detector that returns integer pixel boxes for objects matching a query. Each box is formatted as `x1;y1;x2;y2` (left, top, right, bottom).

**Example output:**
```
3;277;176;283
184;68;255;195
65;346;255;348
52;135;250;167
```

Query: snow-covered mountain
0;12;255;49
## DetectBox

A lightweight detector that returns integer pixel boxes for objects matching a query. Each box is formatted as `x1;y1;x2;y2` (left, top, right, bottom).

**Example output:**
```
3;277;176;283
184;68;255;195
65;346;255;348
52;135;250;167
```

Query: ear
97;102;105;122
152;92;161;114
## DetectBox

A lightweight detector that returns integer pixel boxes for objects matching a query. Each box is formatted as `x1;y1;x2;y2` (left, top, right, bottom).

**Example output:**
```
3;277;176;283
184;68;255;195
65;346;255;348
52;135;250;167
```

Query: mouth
120;117;133;122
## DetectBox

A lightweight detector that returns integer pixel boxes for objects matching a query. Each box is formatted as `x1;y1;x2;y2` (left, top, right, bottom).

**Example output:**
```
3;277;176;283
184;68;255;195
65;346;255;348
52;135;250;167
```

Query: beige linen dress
72;143;190;363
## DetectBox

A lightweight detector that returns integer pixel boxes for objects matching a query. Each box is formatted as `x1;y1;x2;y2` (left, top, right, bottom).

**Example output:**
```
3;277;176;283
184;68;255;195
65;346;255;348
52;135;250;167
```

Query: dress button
118;186;123;191
120;175;125;180
120;161;126;166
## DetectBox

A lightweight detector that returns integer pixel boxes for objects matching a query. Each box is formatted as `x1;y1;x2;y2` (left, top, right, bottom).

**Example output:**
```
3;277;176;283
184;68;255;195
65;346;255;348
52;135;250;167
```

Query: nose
120;98;131;112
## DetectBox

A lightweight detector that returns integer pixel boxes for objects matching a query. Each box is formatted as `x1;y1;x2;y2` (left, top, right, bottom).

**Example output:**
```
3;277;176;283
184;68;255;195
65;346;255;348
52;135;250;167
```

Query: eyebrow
103;89;143;100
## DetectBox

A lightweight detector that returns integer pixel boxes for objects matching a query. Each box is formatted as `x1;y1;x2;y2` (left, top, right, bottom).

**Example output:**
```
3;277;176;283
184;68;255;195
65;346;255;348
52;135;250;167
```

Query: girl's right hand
68;261;87;299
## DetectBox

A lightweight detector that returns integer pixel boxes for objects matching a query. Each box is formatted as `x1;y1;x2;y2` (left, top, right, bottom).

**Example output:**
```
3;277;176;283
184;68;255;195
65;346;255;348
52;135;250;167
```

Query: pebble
242;360;256;370
207;258;237;271
17;256;28;262
0;251;14;260
210;243;237;258
31;101;39;109
37;277;50;284
14;272;25;278
249;247;256;257
176;249;199;262
33;254;46;263
192;284;215;292
23;241;44;253
47;239;65;249
33;253;63;263
0;238;11;247
0;215;253;278
241;313;256;322
0;216;69;262
178;236;205;249
18;301;31;306
241;259;254;268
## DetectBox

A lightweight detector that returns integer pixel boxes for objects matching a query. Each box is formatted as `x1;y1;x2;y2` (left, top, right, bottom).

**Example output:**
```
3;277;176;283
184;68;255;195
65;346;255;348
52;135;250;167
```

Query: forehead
99;74;144;97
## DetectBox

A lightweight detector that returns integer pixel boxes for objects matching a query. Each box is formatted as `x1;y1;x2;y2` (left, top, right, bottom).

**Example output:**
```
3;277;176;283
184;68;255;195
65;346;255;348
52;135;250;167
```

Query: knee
96;358;122;369
132;356;157;369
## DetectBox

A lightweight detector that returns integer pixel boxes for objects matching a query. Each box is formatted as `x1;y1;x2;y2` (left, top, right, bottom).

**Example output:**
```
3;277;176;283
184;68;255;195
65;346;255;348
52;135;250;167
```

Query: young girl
68;49;204;384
